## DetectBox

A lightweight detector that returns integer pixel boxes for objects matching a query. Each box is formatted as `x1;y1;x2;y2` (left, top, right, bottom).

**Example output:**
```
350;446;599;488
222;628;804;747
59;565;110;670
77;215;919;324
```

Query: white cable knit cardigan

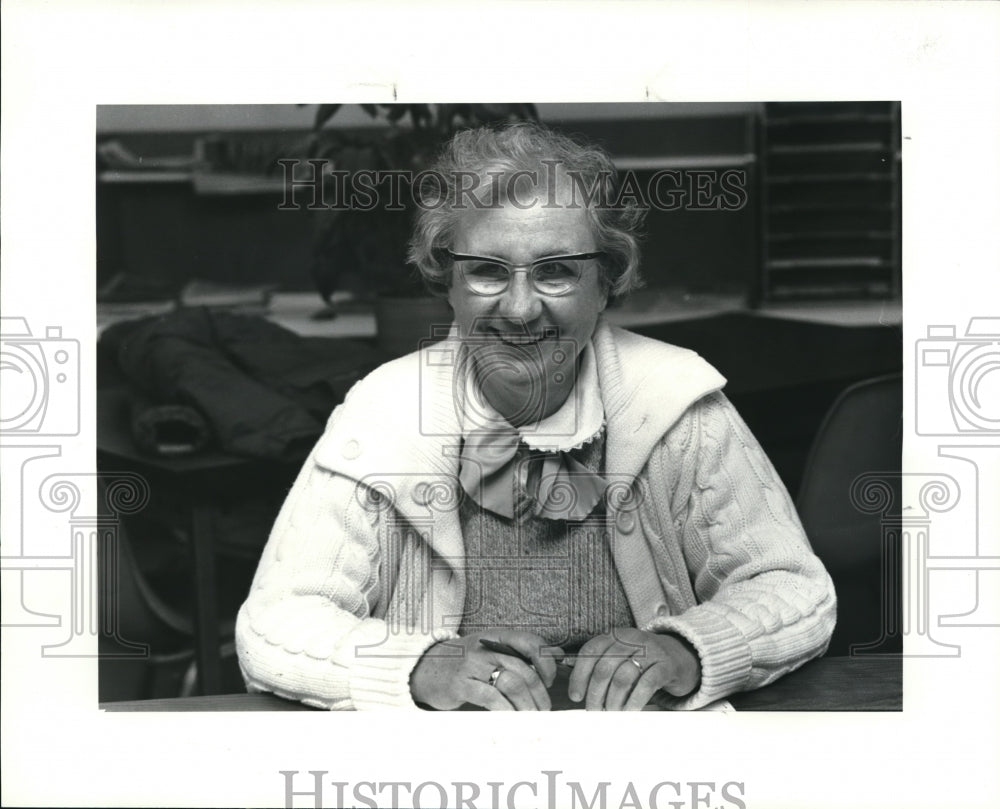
235;318;836;710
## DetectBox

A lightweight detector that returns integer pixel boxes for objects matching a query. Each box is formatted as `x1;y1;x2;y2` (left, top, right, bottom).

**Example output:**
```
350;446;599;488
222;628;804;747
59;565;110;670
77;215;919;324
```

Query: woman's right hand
409;631;563;711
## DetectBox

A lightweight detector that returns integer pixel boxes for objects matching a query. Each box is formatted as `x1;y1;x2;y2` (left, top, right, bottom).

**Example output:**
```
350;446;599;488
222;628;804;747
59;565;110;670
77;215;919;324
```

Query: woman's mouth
476;327;559;346
498;333;545;346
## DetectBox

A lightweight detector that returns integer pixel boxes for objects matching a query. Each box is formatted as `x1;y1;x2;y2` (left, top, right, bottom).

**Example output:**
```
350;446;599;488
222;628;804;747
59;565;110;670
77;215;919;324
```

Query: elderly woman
235;122;836;711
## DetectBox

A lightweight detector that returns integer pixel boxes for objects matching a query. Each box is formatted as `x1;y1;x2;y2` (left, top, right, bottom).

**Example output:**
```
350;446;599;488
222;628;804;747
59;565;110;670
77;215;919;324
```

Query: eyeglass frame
445;249;606;297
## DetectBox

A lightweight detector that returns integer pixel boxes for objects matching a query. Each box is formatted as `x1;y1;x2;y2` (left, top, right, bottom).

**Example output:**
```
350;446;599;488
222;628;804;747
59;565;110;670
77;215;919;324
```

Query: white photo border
2;1;999;807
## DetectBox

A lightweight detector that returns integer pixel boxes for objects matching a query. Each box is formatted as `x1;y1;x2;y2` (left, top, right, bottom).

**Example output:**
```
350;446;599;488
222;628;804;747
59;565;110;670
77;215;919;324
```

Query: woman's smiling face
447;177;609;426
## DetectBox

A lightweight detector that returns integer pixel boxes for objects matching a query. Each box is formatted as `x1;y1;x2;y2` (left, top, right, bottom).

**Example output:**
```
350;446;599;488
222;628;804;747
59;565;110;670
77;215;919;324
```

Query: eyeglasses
446;250;605;297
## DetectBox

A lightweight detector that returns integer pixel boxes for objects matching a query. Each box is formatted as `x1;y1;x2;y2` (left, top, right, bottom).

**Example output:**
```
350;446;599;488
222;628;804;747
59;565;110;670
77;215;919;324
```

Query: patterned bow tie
458;428;608;522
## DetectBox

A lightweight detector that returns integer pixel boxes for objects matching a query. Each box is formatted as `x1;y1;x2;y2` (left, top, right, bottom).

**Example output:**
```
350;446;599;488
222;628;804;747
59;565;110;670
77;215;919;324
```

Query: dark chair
796;373;903;656
97;478;239;700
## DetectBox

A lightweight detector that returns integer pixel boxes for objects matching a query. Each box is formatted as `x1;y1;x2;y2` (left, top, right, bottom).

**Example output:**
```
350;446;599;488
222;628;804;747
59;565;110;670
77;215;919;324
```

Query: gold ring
488;666;503;687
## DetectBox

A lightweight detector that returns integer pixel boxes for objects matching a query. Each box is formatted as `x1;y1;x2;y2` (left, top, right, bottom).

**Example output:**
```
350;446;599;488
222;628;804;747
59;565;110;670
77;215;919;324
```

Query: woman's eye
468;262;508;280
534;261;575;279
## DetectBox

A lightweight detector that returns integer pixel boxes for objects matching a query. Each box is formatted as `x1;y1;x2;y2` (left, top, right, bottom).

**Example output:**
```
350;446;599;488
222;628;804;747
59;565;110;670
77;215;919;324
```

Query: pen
479;638;530;661
478;638;574;671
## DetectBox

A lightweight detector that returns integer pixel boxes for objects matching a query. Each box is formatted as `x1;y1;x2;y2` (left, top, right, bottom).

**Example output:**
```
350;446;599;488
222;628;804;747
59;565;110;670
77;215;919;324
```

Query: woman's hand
410;631;564;711
568;628;701;711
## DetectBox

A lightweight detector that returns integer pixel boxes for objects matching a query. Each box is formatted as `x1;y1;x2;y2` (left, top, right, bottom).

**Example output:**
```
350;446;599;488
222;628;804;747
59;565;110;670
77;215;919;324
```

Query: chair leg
180;640;237;697
180;660;199;698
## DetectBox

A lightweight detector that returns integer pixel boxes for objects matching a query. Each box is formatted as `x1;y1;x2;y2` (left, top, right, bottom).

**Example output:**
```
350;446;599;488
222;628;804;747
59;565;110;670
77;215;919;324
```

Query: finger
497;632;563;688
623;664;669;711
584;648;635;711
464;680;515;711
568;634;616;702
656;642;701;697
493;668;540;711
604;657;644;711
494;655;551;711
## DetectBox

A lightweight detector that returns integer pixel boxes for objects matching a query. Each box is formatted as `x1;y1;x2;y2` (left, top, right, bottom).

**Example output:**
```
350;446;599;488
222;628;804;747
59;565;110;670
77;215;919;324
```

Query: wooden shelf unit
755;101;902;303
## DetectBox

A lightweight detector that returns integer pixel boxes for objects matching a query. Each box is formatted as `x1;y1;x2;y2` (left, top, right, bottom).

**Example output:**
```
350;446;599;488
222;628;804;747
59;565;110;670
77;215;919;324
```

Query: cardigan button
341;439;361;460
656;604;670;618
615;511;635;534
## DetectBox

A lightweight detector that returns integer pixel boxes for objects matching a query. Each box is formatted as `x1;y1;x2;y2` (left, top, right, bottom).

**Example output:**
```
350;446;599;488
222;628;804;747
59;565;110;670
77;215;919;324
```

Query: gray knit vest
457;430;634;650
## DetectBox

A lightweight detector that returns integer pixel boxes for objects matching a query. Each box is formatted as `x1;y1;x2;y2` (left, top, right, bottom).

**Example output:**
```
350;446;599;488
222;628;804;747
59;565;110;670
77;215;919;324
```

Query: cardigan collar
312;316;726;552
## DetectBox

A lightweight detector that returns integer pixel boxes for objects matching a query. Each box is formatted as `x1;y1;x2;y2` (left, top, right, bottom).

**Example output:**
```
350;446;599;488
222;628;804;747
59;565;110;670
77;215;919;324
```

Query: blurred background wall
97;102;761;296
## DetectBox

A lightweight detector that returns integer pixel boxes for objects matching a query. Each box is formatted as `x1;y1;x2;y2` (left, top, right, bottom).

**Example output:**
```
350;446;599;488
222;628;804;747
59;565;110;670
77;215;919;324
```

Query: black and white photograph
2;2;999;808
92;101;903;716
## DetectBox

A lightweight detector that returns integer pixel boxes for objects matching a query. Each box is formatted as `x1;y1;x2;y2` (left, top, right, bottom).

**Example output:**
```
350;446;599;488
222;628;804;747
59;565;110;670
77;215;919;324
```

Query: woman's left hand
567;628;701;710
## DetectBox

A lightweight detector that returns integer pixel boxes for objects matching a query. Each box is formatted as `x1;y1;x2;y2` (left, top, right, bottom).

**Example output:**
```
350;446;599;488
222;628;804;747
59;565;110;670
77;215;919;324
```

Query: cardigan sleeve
234;449;455;710
645;392;837;709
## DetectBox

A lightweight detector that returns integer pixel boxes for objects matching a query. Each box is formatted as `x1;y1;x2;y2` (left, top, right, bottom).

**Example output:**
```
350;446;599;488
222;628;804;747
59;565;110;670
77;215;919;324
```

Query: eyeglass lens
455;257;587;296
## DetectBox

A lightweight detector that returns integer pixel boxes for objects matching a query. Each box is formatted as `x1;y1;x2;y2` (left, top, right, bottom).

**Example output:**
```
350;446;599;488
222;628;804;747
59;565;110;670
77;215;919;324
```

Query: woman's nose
496;270;544;323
